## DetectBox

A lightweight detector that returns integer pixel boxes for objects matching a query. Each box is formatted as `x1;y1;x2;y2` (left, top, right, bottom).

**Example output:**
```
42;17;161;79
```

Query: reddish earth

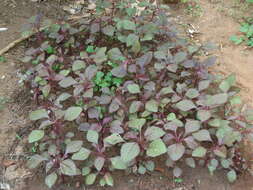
0;0;253;190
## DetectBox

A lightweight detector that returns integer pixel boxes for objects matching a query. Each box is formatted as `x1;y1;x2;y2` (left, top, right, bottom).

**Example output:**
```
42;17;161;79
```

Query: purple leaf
78;123;90;132
109;99;120;113
88;108;99;119
111;65;127;78
136;52;153;69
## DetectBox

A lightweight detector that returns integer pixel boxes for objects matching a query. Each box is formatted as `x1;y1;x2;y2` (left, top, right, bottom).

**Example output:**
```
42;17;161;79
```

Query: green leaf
221;159;231;169
87;130;99;144
146;139;167;157
213;146;227;158
65;140;83;154
167;143;185;161
126;34;139;47
208;159;218;175
55;93;71;106
127;84;141;94
138;165;147;174
102;25;115;36
60;159;77;176
131;40;141;54
192;146;207;157
144;126;165;141
91;47;107;64
82;167;91;176
46;55;58;64
64;106;82;121
100;178;106;187
176;100;196;111
27;154;48;169
141;33;154;41
59;77;77;88
117;20;136;31
230;35;243;45
107;48;124;61
104;173;114;186
0;56;6;62
94;157;105;171
42;85;51;98
227;170;237;183
230;96;242;105
72;147;91;160
198;80;210;91
111;156;127;170
29;109;48;121
86;45;95;53
174;52;187;63
240;23;250;32
145;99;159;112
45;172;57;188
160;86;174;95
129;101;142;114
128;118;146;131
121;142;140;162
167;113;176;121
154;51;167;60
185;119;201;135
192;129;212;141
219;74;236;92
28;130;44;143
104;133;124;145
207;93;228;105
185;88;199;99
145;161;155;171
185;158;195;168
59;69;70;76
85;173;97;185
197;110;211;122
72;60;86;71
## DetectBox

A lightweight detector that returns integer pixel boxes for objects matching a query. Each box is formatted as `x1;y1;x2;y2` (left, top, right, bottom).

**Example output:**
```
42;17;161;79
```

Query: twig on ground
0;26;48;57
0;14;90;57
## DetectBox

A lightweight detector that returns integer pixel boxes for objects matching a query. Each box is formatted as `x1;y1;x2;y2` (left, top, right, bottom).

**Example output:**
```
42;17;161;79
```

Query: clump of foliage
0;56;6;63
21;0;253;188
230;18;253;46
0;96;8;111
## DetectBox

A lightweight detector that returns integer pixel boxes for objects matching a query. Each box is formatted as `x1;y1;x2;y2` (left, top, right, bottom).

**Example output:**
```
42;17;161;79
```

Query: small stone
4;165;31;181
4;165;18;180
0;183;10;190
0;28;8;32
87;3;96;10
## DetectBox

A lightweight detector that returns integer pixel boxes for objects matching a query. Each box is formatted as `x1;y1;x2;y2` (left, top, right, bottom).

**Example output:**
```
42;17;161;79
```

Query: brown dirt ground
0;0;253;190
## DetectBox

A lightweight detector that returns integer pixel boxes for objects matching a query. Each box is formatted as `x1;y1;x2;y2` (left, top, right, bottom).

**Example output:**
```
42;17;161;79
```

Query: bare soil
0;0;253;190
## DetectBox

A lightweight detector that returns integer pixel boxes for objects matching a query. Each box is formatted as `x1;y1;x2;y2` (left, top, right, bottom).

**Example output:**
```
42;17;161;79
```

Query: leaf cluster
21;0;253;188
230;19;253;46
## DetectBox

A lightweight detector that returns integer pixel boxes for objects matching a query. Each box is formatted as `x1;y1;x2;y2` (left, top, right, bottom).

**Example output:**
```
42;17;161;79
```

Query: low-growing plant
230;18;253;46
21;0;253;188
0;56;6;63
0;96;8;111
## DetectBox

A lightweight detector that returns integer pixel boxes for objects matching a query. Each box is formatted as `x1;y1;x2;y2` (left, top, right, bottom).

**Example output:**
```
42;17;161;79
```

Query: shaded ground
0;0;253;190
